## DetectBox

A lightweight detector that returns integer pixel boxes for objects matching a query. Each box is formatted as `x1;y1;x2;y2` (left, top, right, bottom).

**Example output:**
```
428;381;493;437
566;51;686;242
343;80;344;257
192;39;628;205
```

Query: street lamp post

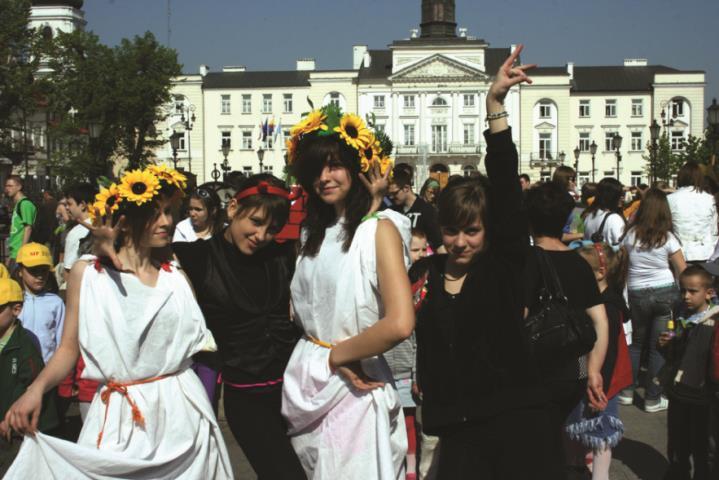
707;98;719;167
589;141;598;182
573;146;580;174
649;119;661;185
179;106;196;173
256;147;265;174
221;143;231;181
169;130;181;169
612;133;623;181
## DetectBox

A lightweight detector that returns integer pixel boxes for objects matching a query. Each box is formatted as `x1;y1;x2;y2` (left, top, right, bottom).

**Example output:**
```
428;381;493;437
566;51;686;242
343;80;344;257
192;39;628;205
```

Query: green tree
675;133;712;166
44;29;181;183
644;133;682;183
0;0;46;168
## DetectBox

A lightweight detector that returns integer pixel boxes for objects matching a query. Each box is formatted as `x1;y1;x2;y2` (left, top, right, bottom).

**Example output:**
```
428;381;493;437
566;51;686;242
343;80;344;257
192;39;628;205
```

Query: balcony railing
529;151;562;168
396;144;483;155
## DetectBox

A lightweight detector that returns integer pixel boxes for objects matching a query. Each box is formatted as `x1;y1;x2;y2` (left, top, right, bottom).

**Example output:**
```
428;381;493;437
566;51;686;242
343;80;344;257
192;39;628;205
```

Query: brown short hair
676;162;704;190
437;176;488;230
681;265;714;289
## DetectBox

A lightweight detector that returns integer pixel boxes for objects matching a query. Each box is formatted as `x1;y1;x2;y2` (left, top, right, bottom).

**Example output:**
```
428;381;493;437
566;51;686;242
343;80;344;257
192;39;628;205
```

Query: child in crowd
0;278;58;475
658;266;717;479
570;242;633;480
14;243;65;364
386;228;427;480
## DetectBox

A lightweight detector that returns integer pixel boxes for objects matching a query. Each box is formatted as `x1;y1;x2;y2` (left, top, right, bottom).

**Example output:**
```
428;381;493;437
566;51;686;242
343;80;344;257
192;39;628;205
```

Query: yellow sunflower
379;156;394;177
334;114;372;151
358;134;381;173
89;183;122;221
148;164;187;191
290;110;328;137
118;169;160;206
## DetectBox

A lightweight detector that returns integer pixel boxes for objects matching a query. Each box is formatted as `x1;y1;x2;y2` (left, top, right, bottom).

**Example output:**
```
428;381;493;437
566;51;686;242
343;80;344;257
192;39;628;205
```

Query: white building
157;0;706;186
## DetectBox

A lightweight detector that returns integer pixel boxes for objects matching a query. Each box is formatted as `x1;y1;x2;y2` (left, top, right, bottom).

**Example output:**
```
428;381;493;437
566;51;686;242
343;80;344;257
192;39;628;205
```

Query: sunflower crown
286;104;394;175
90;165;187;221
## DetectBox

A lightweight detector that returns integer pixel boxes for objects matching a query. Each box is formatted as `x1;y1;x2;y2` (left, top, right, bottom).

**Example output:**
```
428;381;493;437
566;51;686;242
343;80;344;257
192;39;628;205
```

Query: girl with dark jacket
410;45;563;478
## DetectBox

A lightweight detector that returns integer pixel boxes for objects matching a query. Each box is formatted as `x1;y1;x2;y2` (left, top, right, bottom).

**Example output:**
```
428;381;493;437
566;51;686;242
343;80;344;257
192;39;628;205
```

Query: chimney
624;58;648;67
410;28;419;39
566;62;574;80
199;64;209;77
296;58;316;71
363;51;372;68
458;27;467;37
353;45;368;70
222;65;246;72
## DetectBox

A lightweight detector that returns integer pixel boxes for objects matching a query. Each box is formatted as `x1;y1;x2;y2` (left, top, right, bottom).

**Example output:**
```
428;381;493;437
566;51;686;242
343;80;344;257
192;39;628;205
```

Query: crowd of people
0;45;717;480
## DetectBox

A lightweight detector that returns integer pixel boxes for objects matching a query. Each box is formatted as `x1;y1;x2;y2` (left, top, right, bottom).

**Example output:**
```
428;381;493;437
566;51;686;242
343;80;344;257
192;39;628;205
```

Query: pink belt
217;373;283;390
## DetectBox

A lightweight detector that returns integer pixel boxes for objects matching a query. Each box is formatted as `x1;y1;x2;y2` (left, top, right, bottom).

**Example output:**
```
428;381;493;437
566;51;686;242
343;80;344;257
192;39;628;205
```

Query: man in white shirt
63;183;96;272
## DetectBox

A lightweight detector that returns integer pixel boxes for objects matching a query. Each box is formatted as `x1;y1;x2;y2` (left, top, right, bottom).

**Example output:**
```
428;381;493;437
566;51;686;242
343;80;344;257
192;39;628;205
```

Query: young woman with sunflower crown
1;165;235;479
280;103;415;478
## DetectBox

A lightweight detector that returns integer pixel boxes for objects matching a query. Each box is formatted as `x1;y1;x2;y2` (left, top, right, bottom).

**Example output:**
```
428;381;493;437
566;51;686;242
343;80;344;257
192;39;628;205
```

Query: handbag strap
595;212;613;240
534;247;568;302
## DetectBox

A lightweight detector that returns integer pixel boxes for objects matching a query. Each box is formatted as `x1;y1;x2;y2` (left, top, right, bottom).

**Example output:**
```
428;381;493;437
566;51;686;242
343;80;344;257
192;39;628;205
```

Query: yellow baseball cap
0;278;23;305
16;242;54;270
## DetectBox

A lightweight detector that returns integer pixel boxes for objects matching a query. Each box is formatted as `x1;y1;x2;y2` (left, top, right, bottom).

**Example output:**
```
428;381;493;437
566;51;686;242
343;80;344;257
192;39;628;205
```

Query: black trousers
437;406;563;479
224;385;306;480
666;397;711;480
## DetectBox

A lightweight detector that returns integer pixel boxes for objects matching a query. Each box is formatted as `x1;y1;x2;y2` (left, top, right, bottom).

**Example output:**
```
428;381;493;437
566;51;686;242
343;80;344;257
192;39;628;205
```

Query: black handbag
524;248;597;361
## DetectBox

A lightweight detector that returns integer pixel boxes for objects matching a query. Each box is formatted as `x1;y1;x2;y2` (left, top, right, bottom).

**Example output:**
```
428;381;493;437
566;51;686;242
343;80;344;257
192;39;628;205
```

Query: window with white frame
33;127;44;149
375;123;385;133
540;171;551;183
373;95;385;109
432;96;447;107
282;129;291;142
631;131;643;151
221;95;231;114
631;99;643;117
604;171;615;178
539;133;552;159
262;94;272;113
221;131;231;149
403;124;415;146
263;165;273;174
671;131;685;150
283;94;293;113
403;95;416;109
463;165;477;177
605;132;618;151
329;92;341;107
578;172;590;185
265;135;273;149
671;99;684;117
242;166;253;176
605;99;616;117
539;102;552;119
241;131;253;150
579;100;590;118
178;134;186;150
463;124;475;145
242;94;251;114
431;125;447;152
463;94;475;107
579;132;590;152
631;171;643;186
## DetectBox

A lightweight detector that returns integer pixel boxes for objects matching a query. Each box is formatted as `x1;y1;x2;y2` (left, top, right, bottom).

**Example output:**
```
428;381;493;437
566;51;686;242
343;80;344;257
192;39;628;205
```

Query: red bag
607;317;634;399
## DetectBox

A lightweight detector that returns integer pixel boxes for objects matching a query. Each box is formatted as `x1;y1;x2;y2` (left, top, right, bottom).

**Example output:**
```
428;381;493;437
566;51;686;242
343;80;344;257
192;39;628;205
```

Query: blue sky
83;0;718;110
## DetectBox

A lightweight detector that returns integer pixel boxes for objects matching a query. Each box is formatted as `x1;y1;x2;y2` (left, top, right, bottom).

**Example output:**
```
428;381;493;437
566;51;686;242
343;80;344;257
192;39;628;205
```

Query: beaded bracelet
486;111;509;122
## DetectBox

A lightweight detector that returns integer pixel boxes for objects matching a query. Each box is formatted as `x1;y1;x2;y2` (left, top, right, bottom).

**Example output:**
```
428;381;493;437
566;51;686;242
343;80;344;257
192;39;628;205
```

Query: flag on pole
273;117;283;145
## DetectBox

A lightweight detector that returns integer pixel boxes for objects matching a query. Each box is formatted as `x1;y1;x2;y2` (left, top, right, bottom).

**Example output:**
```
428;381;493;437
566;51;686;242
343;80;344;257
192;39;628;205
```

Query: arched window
322;91;346;109
432;96;447;106
462;165;477;177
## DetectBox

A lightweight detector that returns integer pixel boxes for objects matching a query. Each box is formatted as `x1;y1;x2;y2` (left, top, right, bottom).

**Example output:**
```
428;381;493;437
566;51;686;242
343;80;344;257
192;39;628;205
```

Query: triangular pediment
535;122;556;130
389;54;487;83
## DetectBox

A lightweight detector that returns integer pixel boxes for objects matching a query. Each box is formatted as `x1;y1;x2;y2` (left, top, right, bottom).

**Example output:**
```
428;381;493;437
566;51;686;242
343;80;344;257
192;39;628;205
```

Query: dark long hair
292;134;371;257
231;174;290;232
582;177;624;219
624;188;676;249
190;187;225;235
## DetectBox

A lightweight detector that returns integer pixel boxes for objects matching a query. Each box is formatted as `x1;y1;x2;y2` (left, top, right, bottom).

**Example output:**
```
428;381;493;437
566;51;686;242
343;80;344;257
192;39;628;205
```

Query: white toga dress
282;210;411;479
5;257;234;479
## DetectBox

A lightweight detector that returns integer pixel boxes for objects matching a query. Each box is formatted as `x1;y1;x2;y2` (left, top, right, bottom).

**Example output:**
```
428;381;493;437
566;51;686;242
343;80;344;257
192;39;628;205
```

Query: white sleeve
63;228;80;271
665;232;682;255
606;215;626;246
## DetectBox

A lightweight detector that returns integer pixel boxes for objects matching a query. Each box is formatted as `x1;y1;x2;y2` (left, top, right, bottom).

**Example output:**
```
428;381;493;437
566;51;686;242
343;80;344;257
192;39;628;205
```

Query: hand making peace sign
488;44;537;106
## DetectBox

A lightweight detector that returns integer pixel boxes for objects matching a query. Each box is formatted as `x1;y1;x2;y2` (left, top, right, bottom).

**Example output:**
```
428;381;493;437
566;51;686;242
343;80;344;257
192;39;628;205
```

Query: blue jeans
627;285;678;401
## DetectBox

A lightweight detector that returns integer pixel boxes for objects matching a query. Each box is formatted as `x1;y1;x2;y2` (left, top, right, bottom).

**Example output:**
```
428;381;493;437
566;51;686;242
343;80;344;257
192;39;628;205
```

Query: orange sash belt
96;372;174;448
305;334;333;349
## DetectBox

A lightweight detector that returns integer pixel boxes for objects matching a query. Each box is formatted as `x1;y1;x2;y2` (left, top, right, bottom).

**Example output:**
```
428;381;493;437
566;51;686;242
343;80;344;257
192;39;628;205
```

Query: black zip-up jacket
411;128;548;435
